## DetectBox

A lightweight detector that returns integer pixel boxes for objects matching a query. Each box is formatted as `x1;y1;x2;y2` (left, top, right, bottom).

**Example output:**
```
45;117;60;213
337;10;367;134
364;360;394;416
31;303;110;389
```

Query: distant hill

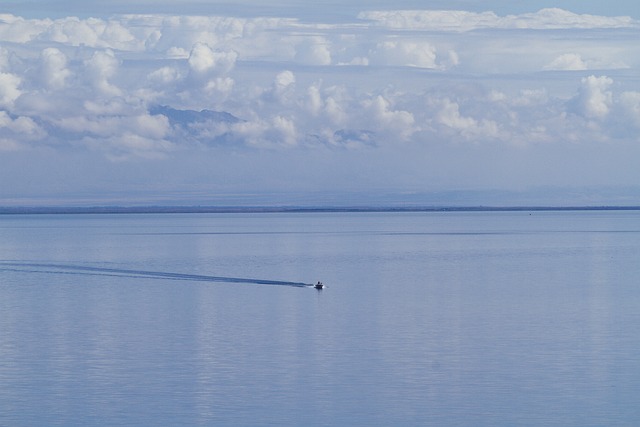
150;105;241;126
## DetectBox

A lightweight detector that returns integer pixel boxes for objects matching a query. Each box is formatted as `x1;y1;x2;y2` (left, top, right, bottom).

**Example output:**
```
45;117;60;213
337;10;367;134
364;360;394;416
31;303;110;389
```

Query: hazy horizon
3;186;640;209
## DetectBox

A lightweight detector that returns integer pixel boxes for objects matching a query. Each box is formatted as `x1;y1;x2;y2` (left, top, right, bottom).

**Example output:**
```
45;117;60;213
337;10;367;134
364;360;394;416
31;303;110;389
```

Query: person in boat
315;281;323;289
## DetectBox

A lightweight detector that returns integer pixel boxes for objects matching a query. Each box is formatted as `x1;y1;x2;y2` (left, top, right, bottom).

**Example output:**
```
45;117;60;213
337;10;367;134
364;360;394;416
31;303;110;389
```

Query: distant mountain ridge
149;105;241;126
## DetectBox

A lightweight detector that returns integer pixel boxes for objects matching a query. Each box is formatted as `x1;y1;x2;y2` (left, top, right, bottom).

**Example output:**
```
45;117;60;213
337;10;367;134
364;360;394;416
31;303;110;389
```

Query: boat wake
0;261;314;288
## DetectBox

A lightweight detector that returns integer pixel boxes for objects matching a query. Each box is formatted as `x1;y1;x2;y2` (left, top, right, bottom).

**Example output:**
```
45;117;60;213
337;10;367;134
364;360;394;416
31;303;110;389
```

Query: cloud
38;48;72;90
0;46;11;72
83;50;122;97
0;72;21;108
0;111;41;134
359;8;638;31
0;110;45;150
544;53;588;71
369;40;438;68
272;115;297;146
0;8;635;161
227;115;297;148
306;84;323;116
0;14;49;43
264;70;296;104
571;75;613;119
434;98;500;140
0;6;639;204
45;17;142;50
294;36;332;65
544;53;630;71
274;70;295;89
202;76;235;97
188;42;237;75
147;66;182;86
618;91;640;127
55;112;174;160
362;95;415;139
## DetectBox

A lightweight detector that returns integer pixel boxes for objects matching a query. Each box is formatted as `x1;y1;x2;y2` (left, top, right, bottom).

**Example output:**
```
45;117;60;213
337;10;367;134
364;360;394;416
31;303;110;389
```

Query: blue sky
1;1;639;206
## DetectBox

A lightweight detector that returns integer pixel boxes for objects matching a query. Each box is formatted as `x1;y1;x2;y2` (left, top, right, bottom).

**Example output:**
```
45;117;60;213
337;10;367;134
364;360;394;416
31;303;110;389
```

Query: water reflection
1;211;640;426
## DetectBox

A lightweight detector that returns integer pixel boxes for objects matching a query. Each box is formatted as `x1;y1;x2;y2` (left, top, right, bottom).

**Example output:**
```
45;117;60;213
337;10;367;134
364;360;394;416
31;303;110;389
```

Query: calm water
1;211;639;426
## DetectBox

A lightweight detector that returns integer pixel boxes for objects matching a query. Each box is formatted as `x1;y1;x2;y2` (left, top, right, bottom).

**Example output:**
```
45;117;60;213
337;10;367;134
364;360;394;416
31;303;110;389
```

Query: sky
0;0;639;206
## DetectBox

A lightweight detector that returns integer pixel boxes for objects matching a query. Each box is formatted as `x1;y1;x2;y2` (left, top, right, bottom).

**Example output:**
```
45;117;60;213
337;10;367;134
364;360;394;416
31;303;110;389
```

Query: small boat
314;281;324;289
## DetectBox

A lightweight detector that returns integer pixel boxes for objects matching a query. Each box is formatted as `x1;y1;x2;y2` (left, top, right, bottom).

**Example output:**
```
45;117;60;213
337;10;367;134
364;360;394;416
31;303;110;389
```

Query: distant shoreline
1;205;640;215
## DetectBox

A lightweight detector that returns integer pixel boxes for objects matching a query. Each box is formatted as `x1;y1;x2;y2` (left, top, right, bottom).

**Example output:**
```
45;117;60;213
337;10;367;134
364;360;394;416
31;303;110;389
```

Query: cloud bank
0;7;639;203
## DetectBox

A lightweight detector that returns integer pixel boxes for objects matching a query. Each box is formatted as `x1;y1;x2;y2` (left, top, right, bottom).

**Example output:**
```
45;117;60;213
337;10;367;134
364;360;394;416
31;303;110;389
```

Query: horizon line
1;205;640;215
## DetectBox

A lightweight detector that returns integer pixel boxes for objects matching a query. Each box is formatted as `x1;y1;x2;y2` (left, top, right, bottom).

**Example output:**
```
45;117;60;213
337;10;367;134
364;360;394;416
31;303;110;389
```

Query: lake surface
1;211;639;426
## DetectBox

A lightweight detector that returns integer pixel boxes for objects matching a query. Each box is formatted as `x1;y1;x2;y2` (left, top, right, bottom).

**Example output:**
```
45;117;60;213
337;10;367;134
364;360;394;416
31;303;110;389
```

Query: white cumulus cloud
83;50;122;97
435;98;500;140
362;95;415;139
618;91;640;129
295;36;332;66
359;8;638;31
544;53;588;71
188;42;237;75
572;75;613;119
38;48;72;90
0;72;21;108
369;40;438;69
